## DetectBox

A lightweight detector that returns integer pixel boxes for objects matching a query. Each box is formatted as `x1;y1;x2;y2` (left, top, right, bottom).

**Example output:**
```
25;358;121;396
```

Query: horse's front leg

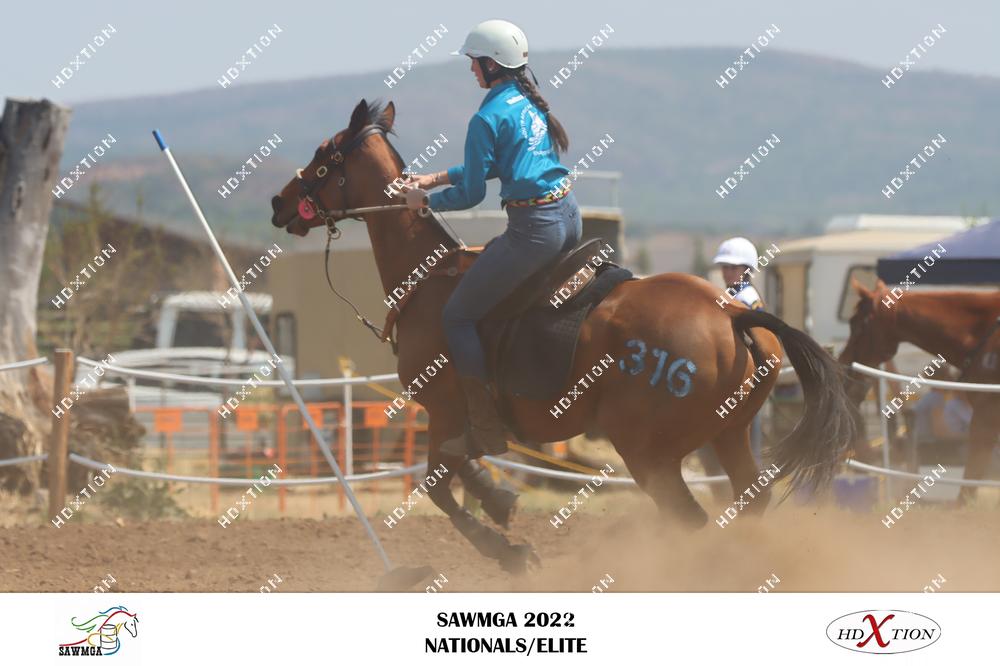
425;415;539;573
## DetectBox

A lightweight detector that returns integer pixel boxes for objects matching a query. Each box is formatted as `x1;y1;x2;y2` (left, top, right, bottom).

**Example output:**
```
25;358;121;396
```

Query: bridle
291;123;441;355
294;124;426;238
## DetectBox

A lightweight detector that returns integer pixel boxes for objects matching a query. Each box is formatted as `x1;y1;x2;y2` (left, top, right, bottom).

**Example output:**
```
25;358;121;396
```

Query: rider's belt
501;183;571;208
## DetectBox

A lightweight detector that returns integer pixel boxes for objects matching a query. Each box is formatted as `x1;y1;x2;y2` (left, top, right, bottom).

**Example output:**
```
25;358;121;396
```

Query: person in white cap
713;236;765;311
400;20;581;459
698;237;768;482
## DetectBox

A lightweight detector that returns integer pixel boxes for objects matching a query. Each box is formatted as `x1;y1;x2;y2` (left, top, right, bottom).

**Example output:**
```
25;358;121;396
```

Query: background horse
841;280;1000;504
269;99;859;572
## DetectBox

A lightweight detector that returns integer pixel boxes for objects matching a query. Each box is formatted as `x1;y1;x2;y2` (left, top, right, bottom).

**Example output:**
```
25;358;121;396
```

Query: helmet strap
524;65;539;86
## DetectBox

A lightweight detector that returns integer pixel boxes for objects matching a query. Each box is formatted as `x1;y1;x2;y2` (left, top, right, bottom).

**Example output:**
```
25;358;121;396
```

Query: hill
57;47;1000;242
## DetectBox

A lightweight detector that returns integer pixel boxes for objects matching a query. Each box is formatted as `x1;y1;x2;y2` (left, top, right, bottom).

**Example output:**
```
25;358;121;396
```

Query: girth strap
380;247;478;347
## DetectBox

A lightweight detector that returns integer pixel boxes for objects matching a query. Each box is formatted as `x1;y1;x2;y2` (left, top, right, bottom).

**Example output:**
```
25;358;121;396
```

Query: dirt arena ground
2;497;998;592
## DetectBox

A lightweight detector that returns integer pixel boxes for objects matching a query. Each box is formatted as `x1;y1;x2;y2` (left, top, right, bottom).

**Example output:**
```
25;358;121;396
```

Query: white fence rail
3;356;1000;490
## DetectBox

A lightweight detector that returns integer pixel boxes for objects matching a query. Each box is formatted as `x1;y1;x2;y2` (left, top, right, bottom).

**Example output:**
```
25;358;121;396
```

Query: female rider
401;19;581;458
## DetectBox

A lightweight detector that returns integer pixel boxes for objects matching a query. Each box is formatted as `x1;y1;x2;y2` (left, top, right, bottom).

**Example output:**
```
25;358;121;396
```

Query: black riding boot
440;377;508;458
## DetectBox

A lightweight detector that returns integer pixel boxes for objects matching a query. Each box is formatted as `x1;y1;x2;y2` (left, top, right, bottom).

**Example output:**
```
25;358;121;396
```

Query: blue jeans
443;192;583;380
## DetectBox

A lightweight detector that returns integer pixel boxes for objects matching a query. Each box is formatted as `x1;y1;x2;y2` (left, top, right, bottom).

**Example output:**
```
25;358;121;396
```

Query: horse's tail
733;308;860;496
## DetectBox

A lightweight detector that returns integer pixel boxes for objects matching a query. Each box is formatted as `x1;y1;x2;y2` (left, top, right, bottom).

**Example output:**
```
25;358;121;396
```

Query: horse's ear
348;99;369;134
380;101;396;132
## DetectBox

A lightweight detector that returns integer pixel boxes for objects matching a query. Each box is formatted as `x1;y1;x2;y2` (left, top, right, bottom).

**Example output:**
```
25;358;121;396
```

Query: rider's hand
403;172;444;190
403;187;430;211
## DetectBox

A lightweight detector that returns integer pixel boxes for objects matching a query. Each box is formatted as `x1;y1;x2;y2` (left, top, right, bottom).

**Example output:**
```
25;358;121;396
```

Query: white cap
451;19;529;68
713;237;759;268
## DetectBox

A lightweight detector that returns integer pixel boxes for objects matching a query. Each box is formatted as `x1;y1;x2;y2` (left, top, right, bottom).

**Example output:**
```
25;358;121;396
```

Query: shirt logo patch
519;106;548;156
506;94;525;104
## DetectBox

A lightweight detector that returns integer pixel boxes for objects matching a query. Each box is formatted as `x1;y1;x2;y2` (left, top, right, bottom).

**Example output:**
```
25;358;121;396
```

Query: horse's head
270;99;398;236
839;278;901;403
122;613;139;638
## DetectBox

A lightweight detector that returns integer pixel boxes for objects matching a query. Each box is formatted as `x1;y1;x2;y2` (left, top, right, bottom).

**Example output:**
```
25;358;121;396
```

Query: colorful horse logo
58;605;139;656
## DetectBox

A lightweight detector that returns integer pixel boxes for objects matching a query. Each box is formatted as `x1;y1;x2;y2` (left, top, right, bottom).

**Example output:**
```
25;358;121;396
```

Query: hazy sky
3;1;992;104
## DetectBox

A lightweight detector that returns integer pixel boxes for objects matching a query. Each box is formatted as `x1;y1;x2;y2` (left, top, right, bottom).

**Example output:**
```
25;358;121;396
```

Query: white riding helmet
713;237;759;268
452;19;529;68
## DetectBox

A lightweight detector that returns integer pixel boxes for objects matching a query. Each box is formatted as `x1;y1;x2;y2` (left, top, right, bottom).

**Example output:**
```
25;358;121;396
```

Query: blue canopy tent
877;219;1000;285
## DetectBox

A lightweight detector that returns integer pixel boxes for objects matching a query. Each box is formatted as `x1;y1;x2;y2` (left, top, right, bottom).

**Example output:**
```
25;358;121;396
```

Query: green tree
38;184;175;357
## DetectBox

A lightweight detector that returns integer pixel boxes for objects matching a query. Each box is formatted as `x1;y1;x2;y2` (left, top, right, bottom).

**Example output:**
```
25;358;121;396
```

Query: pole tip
152;129;167;151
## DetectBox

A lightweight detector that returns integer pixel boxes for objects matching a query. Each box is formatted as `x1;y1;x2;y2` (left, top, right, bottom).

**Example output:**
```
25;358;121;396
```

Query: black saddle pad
493;265;634;400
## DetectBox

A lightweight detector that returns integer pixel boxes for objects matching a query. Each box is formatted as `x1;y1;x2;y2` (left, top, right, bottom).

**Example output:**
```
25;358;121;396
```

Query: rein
293;123;451;354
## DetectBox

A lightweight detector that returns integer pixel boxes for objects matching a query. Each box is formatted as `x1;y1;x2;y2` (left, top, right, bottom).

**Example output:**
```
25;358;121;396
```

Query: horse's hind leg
632;456;708;530
424;419;537;573
458;459;519;529
711;421;771;515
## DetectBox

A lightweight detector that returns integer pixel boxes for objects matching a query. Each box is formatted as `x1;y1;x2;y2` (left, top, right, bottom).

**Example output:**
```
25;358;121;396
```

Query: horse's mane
71;605;132;632
354;99;462;248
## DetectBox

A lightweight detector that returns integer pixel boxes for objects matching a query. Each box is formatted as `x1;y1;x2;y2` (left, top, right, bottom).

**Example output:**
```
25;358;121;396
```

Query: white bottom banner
0;592;990;663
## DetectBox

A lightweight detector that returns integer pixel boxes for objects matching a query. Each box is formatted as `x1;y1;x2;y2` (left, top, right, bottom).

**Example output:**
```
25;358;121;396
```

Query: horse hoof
483;489;519;529
499;544;540;574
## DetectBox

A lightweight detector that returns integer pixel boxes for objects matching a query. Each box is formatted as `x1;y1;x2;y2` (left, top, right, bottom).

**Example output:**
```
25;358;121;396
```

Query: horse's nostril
271;196;282;213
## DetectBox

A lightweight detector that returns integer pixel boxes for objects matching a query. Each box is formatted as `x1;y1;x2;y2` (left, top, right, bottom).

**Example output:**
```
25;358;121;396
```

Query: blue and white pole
151;129;398;574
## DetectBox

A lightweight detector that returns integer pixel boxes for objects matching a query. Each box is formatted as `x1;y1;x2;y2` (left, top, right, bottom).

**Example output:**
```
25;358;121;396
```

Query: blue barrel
792;473;877;511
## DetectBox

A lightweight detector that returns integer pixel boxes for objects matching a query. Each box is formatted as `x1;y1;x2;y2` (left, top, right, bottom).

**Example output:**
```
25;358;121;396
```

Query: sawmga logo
57;604;139;656
826;610;940;654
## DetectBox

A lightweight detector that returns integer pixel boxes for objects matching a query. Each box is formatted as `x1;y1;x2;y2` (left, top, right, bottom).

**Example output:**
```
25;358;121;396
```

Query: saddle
478;239;633;400
380;238;634;417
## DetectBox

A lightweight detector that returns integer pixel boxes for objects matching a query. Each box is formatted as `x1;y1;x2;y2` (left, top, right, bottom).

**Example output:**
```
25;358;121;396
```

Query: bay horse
269;99;859;572
841;279;1000;503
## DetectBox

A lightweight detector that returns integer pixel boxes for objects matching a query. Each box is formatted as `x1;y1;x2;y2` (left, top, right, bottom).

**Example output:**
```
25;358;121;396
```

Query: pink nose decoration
298;198;316;220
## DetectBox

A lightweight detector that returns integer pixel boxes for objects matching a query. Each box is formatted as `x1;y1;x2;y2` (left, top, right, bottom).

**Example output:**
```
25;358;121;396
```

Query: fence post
278;406;288;513
339;357;355;476
166;431;175;492
209;409;220;513
48;349;74;521
338;414;347;511
877;364;892;503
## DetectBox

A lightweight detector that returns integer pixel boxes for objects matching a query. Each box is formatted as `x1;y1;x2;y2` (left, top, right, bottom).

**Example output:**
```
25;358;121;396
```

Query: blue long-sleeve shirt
429;79;570;211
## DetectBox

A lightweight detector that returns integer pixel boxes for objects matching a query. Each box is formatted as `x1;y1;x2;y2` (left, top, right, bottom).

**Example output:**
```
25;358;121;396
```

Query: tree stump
0;98;72;492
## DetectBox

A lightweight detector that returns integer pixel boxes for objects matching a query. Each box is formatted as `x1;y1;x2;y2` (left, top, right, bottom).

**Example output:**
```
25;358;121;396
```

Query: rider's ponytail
512;68;569;155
